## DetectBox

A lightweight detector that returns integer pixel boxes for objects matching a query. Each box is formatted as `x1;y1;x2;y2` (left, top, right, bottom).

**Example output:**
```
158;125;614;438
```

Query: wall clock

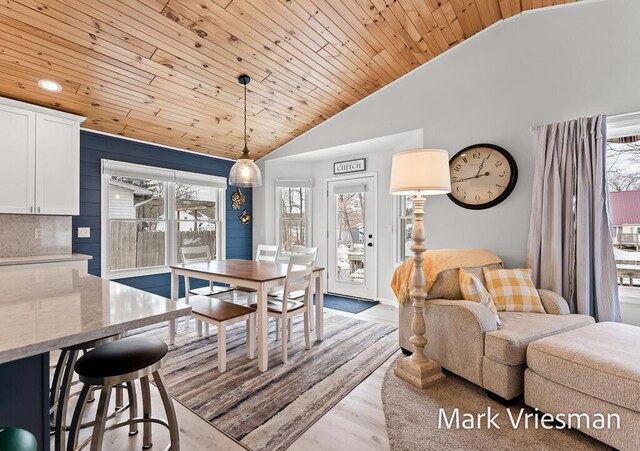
447;144;518;210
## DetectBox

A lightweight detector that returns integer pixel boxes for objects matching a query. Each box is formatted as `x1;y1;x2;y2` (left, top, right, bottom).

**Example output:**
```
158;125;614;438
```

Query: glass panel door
327;177;376;299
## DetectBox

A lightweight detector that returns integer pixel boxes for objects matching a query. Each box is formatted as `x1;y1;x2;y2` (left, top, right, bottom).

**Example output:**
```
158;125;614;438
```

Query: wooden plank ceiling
0;0;575;160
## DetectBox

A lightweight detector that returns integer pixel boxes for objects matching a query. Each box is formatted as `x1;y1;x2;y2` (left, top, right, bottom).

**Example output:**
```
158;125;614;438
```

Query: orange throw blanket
391;249;503;303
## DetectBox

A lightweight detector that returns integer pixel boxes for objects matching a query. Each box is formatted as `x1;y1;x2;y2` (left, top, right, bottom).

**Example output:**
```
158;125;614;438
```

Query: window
101;160;226;279
107;176;167;272
398;196;414;262
176;184;219;263
276;180;312;255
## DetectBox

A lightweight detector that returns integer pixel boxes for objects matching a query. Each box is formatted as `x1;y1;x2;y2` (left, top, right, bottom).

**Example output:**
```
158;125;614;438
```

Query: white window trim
275;181;313;256
101;159;226;280
394;195;414;264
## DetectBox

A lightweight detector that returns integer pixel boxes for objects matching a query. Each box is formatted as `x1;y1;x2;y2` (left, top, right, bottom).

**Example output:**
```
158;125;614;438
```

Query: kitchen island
0;267;191;450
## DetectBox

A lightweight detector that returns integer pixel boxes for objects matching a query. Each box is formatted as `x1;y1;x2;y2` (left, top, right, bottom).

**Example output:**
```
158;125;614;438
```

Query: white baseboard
377;297;398;306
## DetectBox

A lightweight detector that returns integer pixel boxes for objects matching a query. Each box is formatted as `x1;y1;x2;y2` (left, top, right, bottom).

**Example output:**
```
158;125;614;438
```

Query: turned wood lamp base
394;193;446;389
389;149;452;391
394;356;445;389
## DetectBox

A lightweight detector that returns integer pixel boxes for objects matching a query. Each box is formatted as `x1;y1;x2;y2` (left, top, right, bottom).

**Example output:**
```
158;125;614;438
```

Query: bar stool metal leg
82;350;95;404
50;349;68;427
140;375;153;449
115;384;124;410
67;384;91;451
89;385;112;451
55;349;78;451
153;371;180;451
126;381;138;436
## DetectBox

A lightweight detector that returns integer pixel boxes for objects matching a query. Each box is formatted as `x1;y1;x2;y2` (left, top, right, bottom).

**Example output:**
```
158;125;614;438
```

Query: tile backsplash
0;215;72;257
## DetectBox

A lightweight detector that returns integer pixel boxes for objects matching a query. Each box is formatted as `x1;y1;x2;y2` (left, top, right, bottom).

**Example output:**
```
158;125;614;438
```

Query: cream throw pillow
459;269;501;326
483;268;545;313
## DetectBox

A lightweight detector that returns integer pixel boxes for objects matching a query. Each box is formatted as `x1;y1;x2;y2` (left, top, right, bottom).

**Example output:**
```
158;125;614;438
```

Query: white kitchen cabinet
0;97;84;215
0;104;36;214
35;114;80;215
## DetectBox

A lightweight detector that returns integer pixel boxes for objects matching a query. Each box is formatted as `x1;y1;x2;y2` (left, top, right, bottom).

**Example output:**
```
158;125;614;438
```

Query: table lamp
390;148;451;388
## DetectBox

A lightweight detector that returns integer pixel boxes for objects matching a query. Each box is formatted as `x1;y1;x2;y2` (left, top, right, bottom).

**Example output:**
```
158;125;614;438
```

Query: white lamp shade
389;148;451;195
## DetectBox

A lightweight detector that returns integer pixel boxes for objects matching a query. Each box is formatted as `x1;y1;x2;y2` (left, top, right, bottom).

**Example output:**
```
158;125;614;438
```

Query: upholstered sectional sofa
397;255;594;401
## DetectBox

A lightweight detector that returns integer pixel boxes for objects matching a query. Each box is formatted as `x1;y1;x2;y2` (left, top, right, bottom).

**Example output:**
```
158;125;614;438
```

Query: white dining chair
180;246;238;335
187;295;255;372
180;246;237;298
289;245;318;330
252;253;316;363
264;245;318;338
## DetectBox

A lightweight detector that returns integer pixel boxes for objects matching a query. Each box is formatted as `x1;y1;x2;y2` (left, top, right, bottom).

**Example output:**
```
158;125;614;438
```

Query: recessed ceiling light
37;79;62;92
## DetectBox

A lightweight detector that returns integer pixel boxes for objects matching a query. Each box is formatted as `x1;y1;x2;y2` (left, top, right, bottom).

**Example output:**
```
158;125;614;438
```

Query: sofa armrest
427;299;499;333
420;299;498;386
537;289;570;315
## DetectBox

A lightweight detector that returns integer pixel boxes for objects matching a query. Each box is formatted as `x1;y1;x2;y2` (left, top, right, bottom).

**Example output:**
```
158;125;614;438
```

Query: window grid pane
108;176;165;220
109;220;166;271
280;219;306;253
176;220;217;263
279;187;308;253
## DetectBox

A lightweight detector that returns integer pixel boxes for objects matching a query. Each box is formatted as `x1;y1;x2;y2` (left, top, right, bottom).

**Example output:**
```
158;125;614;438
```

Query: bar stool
50;335;136;451
0;427;37;451
67;337;179;451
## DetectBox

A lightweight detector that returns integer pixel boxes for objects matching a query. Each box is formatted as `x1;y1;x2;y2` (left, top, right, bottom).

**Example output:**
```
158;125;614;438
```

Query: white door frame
324;172;378;300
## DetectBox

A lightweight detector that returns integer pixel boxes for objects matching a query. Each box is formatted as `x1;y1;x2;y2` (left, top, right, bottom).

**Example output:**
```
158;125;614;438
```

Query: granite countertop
0;267;191;364
0;253;93;266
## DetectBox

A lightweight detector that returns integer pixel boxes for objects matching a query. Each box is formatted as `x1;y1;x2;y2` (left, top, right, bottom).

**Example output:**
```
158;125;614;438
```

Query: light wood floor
54;303;399;451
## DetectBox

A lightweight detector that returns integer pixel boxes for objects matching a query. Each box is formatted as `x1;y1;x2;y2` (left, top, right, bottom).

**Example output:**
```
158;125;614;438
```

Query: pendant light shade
229;146;262;187
229;74;262;188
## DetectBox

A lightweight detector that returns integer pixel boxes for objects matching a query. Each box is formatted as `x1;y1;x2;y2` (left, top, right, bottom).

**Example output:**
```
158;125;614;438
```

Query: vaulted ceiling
0;0;575;160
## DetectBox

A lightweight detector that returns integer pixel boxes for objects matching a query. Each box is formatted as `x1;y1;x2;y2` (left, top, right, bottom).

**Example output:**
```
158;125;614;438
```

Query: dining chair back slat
291;245;318;257
282;253;316;309
255;244;279;262
180;246;212;264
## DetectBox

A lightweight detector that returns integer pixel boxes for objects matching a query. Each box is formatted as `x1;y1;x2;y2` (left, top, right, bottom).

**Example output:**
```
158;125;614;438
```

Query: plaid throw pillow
482;268;545;313
459;269;501;326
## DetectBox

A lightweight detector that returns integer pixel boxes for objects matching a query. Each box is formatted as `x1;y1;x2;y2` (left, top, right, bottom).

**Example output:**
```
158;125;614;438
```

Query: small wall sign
334;158;366;175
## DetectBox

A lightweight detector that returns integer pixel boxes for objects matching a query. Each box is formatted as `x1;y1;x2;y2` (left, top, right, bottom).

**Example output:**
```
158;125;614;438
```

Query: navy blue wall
72;131;252;298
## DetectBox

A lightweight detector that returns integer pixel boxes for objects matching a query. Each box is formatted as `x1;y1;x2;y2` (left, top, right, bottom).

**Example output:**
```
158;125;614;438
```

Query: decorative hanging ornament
231;187;246;210
239;209;251;225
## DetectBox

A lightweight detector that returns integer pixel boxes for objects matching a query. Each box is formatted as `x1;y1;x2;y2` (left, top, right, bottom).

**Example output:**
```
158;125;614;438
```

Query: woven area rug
381;356;609;451
136;313;397;451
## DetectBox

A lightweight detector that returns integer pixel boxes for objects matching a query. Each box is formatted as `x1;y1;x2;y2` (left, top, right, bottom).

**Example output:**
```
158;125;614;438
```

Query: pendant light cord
243;82;248;150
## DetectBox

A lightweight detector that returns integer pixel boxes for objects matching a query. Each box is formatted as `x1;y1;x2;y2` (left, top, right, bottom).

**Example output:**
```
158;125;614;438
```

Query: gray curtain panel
527;115;621;322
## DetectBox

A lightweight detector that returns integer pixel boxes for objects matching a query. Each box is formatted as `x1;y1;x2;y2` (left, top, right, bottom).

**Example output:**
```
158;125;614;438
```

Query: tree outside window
280;187;307;253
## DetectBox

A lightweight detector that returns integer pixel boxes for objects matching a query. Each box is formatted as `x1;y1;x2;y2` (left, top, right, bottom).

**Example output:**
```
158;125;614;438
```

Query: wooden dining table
169;259;325;372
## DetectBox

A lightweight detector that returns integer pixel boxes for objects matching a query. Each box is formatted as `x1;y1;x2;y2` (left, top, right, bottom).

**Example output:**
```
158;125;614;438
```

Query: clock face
447;144;518;210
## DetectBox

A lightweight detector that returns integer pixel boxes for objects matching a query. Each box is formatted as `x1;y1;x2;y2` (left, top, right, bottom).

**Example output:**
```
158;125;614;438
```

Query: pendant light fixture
229;74;262;187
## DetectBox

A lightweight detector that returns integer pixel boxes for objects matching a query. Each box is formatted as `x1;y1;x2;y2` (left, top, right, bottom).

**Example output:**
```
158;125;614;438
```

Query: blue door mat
315;294;379;314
